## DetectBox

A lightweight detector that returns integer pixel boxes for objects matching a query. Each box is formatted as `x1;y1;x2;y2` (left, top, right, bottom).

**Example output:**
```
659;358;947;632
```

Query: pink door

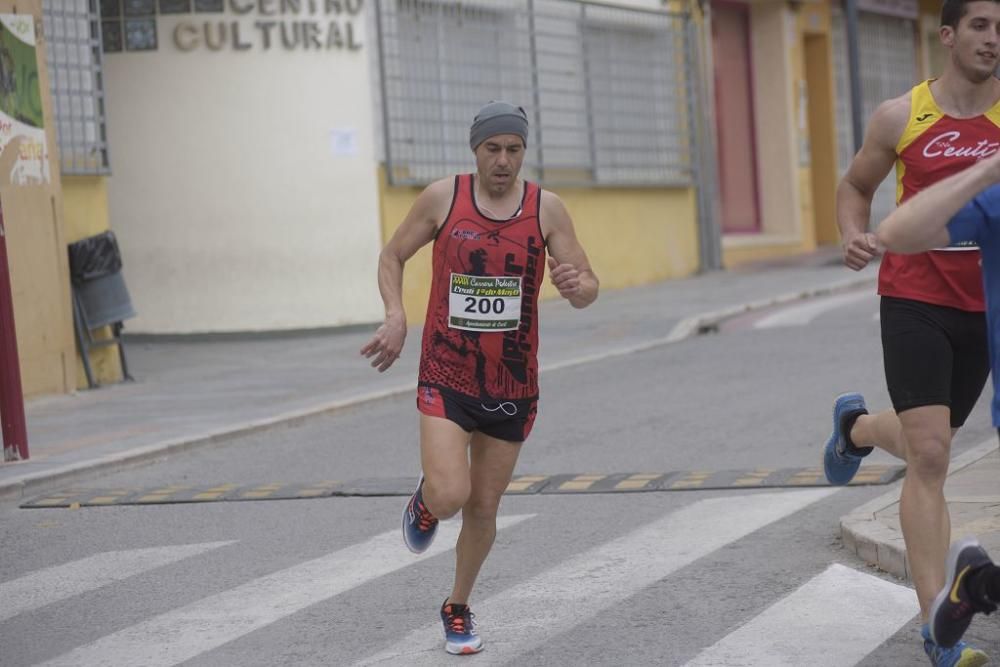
712;3;761;233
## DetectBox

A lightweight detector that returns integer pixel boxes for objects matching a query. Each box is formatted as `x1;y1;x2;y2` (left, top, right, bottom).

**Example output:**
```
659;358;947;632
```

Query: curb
0;275;877;503
839;437;999;580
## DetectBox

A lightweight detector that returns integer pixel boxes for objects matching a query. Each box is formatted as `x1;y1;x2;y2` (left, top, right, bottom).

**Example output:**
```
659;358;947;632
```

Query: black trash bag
68;231;123;285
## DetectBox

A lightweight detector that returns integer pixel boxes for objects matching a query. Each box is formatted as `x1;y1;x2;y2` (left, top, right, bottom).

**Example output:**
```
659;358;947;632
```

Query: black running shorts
880;296;989;428
416;384;538;443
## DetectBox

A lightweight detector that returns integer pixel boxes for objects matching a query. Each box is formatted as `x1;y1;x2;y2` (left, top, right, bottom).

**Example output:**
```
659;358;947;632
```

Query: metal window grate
859;12;916;225
374;0;695;187
44;0;112;174
830;7;855;176
830;10;917;226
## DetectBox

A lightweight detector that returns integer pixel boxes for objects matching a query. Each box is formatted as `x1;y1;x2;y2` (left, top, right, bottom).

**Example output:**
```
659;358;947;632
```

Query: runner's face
474;135;525;195
944;3;1000;82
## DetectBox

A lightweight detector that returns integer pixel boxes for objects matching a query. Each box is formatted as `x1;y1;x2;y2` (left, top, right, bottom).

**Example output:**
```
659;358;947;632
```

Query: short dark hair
941;0;1000;28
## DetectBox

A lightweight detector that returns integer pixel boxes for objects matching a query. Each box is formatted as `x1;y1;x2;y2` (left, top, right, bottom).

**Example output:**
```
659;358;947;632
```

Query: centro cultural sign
173;0;363;51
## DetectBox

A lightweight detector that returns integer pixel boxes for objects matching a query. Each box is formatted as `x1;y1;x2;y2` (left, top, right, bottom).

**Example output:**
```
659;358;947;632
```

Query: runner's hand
548;256;581;299
360;315;406;372
842;231;880;270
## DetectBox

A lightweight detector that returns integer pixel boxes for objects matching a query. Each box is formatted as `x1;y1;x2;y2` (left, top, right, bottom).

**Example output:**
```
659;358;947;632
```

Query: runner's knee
903;430;951;479
425;477;471;519
462;488;504;522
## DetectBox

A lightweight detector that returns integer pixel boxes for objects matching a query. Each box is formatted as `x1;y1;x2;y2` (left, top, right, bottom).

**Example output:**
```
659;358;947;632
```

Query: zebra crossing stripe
34;514;534;667
683;563;918;666
754;291;874;329
354;488;837;666
0;541;235;623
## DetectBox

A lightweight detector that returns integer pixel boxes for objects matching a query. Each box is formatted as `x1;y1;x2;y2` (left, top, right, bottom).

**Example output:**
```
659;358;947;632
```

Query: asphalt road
2;287;997;666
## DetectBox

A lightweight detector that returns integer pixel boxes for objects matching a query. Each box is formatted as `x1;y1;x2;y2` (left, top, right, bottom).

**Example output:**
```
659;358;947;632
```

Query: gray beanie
470;101;529;151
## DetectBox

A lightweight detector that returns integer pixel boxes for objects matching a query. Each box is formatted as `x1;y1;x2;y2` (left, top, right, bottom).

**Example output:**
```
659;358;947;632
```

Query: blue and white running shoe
402;475;438;554
823;392;870;485
441;599;483;655
922;623;989;666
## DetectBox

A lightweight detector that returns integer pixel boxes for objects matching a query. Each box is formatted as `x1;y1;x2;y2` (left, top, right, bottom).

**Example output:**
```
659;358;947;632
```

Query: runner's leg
449;431;522;604
419;413;474;520
897;405;953;617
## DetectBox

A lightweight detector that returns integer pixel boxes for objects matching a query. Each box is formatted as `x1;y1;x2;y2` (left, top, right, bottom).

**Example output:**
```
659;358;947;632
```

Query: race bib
448;273;522;331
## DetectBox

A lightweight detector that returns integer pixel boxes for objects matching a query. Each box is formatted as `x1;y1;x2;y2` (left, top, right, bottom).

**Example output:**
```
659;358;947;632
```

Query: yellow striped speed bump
614;474;662;491
18;465;906;508
669;471;712;490
505;475;549;494
558;474;605;492
732;469;774;487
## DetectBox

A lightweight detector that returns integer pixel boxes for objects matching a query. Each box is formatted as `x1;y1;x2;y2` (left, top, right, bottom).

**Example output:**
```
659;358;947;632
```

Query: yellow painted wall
62;176;121;388
724;238;815;266
790;11;819;254
802;8;840;246
6;0;74;399
7;191;73;398
63;176;110;240
377;168;700;322
554;186;700;288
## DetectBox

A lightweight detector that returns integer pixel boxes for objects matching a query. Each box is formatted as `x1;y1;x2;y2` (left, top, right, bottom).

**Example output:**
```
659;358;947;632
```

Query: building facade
19;0;947;397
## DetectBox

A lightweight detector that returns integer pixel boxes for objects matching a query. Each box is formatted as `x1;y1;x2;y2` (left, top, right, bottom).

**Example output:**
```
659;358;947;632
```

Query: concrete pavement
4;251;998;583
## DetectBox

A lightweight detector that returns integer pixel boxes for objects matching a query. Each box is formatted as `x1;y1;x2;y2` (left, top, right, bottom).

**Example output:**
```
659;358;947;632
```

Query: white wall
104;7;382;333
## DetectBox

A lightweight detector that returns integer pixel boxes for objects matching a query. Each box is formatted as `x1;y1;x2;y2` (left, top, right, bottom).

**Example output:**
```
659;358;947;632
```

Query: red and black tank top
879;80;999;312
418;174;546;401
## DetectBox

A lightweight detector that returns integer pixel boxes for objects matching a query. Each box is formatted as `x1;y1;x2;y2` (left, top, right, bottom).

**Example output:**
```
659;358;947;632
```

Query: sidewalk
841;438;1000;580
4;252;997;582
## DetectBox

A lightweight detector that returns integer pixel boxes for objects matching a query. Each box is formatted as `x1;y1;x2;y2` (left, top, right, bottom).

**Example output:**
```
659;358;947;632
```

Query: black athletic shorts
416;384;538;442
880;296;989;428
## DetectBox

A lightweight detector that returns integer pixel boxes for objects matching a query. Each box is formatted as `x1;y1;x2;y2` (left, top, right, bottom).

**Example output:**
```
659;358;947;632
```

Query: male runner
876;136;1000;655
360;101;598;655
822;2;1000;663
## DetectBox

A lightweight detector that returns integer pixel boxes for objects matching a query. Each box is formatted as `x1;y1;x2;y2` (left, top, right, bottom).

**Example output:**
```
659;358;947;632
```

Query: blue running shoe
922;624;989;666
930;537;997;648
441;598;483;655
402;475;438;554
823;392;870;485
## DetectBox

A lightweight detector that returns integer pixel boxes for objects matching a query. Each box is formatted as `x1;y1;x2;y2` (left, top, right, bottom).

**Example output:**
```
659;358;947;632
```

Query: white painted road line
684;563;918;666
0;541;235;623
34;515;534;667
354;489;837;666
754;291;875;329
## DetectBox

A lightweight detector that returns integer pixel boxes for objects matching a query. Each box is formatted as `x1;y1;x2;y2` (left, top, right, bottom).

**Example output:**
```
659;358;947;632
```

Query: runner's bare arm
878;151;1000;253
836;96;909;270
540;190;598;309
360;178;453;372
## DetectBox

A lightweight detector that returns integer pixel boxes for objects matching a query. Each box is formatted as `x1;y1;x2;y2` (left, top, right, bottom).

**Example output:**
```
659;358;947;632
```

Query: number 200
464;297;505;314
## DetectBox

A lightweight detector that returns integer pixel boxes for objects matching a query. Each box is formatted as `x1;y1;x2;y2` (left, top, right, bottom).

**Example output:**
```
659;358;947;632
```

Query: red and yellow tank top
418;174;546;401
879;80;999;312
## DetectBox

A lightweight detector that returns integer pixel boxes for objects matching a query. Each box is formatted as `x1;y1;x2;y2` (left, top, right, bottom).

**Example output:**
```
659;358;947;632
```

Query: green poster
0;15;48;185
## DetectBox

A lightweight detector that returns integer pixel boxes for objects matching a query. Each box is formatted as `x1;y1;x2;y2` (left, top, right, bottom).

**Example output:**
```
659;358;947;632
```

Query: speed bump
19;464;905;508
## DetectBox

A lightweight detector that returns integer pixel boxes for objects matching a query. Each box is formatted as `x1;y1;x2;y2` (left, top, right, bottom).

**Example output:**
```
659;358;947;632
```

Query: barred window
831;8;917;225
99;0;222;54
583;7;689;185
44;0;112;174
379;1;532;183
374;0;694;187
